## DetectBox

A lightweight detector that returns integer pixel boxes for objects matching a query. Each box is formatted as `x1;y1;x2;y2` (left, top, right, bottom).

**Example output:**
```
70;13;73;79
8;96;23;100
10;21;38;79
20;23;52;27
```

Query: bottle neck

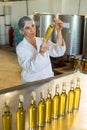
55;85;59;95
77;79;80;88
70;86;74;90
31;99;36;105
70;82;74;90
47;93;51;98
18;101;23;109
40;92;44;102
62;89;66;93
47;89;51;99
4;105;10;113
49;23;54;28
62;83;66;93
75;59;82;72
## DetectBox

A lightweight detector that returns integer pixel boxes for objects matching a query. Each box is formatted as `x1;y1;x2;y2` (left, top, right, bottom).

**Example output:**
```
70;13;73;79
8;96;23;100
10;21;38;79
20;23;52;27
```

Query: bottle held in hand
43;24;54;42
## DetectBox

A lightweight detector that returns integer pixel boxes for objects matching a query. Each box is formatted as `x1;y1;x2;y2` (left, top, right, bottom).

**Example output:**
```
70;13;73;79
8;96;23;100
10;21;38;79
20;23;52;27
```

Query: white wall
61;0;87;15
61;0;80;15
0;2;4;14
0;0;61;26
0;0;87;26
80;0;87;15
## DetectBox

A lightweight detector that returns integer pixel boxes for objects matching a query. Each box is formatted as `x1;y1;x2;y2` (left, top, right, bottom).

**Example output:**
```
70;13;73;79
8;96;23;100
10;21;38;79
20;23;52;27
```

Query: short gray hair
18;16;33;31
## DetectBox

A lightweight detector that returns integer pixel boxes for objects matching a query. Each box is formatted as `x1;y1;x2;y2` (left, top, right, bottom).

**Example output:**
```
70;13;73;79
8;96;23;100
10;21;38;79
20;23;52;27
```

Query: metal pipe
78;0;81;15
26;0;28;15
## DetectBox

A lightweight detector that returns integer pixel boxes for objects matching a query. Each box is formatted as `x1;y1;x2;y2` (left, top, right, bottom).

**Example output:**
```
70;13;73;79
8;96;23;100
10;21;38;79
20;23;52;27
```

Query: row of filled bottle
2;78;81;130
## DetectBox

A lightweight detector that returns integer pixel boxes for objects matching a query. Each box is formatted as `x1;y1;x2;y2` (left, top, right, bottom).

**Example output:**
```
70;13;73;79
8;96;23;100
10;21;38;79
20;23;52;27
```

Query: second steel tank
58;14;84;56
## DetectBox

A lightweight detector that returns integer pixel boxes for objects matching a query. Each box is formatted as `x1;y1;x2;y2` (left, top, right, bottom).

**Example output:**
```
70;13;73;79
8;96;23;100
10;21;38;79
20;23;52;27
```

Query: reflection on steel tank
82;15;87;59
33;12;56;42
57;14;84;56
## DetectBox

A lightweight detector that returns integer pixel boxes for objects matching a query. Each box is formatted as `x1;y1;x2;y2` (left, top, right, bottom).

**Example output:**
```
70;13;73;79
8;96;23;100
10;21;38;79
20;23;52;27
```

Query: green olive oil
74;78;81;110
59;83;67;116
2;101;12;130
16;95;25;130
28;91;37;130
37;92;46;126
67;80;75;113
43;24;54;42
52;84;60;119
45;89;52;123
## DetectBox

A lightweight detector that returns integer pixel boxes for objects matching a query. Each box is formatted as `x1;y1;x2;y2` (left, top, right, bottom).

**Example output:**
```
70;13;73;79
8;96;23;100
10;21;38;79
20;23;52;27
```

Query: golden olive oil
37;92;46;127
59;83;67;116
45;89;52;123
43;24;54;42
67;80;75;113
16;95;25;130
28;92;37;130
74;78;81;110
2;101;12;130
52;85;60;119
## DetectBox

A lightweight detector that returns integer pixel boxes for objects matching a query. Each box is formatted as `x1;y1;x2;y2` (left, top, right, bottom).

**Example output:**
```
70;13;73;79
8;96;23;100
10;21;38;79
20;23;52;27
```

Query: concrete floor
0;45;22;89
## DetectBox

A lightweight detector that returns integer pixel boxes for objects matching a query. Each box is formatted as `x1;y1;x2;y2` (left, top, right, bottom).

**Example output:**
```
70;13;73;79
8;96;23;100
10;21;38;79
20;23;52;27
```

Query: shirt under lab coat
16;37;66;83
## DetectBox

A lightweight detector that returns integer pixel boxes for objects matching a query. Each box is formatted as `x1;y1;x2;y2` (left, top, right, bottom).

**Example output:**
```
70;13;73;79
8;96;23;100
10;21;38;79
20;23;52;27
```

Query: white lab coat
16;37;66;83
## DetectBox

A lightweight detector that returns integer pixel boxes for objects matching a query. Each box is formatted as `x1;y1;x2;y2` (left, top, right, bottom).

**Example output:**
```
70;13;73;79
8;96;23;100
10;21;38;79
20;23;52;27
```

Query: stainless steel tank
58;14;84;56
82;15;87;59
33;12;56;42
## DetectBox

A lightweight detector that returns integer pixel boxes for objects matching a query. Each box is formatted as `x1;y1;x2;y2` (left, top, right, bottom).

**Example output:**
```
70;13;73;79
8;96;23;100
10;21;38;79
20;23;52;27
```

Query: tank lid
33;12;55;16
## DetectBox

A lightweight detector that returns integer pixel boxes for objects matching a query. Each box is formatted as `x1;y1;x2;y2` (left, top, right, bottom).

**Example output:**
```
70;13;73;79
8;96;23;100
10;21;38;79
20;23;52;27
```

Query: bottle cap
56;84;59;92
4;99;10;112
19;94;24;102
42;90;45;98
77;77;80;83
71;80;75;88
5;99;9;106
62;82;66;91
71;79;74;84
31;91;36;100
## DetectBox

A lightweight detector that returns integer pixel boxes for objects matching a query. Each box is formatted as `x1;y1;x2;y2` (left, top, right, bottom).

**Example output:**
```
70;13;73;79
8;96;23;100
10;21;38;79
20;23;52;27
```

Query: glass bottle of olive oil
28;91;37;130
43;24;54;42
52;84;60;119
16;95;25;130
59;82;67;116
67;80;75;113
74;78;81;110
2;100;12;130
45;89;52;123
37;91;46;127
